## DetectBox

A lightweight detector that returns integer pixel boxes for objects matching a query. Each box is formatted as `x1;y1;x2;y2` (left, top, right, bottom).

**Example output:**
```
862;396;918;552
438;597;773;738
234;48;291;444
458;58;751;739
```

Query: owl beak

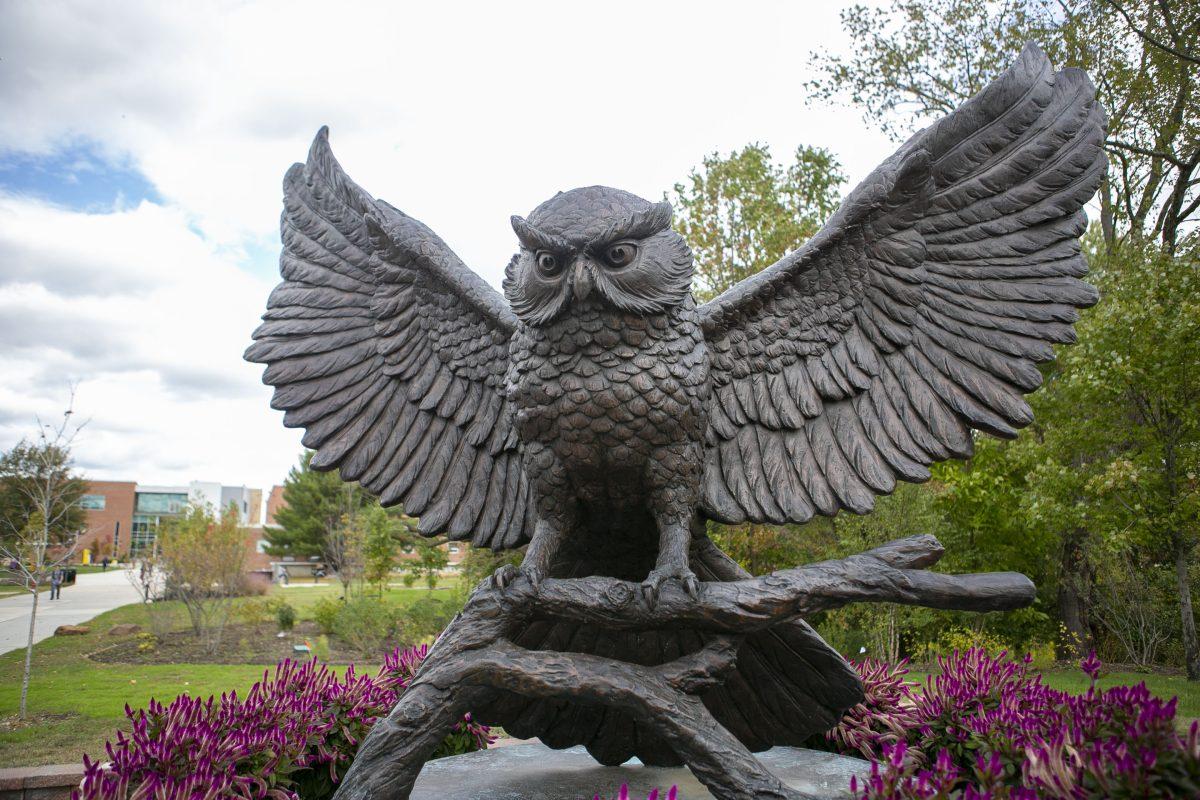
572;262;596;301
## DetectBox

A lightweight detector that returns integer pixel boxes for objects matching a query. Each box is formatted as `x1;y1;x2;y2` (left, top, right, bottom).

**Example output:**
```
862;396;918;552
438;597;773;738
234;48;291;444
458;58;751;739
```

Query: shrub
405;596;458;642
234;597;273;626
275;602;296;632
74;645;491;800
594;787;677;800
238;572;273;596
312;596;342;635
333;596;402;656
823;649;1200;799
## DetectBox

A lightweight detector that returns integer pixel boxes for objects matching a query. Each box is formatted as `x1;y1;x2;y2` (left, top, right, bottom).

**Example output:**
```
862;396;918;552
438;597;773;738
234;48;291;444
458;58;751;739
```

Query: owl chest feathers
506;298;710;479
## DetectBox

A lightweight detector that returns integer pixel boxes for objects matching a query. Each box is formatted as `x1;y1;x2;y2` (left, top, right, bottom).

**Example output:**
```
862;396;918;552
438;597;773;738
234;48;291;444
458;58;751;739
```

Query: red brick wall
265;485;286;526
78;480;136;561
243;526;273;573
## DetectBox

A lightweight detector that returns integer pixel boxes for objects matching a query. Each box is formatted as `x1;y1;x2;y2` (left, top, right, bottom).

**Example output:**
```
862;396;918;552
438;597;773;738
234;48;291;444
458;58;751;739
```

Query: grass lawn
3;587;1196;770
273;578;464;618
0;600;367;769
70;565;123;575
0;581;464;768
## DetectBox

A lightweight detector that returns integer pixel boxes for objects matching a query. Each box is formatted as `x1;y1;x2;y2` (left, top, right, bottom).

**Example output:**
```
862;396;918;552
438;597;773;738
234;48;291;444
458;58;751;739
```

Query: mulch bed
88;622;373;665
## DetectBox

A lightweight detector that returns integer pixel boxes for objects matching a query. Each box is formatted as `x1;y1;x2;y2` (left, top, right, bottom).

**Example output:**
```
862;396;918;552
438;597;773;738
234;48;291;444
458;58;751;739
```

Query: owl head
503;186;694;325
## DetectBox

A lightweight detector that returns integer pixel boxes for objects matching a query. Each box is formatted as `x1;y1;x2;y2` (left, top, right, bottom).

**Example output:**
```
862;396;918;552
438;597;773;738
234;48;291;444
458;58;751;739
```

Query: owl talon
522;565;546;591
490;564;545;592
491;564;519;590
640;566;700;607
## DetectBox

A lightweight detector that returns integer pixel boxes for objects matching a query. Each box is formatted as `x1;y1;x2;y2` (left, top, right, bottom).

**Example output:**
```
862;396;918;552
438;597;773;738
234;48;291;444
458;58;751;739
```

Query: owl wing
246;128;534;549
697;43;1106;524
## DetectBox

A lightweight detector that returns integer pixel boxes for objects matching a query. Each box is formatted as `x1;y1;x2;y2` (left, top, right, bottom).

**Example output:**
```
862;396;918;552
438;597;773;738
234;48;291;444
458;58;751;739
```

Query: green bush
312;596;341;635
233;597;273;626
333;596;402;656
275;602;296;632
405;597;458;642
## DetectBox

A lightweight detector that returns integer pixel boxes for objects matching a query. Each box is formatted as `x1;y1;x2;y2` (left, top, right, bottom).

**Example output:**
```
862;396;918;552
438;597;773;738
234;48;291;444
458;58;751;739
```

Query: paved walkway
0;569;142;656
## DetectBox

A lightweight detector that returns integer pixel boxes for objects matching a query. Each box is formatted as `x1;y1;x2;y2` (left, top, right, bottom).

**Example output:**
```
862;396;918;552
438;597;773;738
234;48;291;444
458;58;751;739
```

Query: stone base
410;743;868;799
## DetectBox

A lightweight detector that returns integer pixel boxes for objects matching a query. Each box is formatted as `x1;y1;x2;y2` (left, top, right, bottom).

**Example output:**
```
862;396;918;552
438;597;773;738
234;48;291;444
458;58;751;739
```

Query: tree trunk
1056;529;1093;660
1174;541;1199;680
20;582;40;719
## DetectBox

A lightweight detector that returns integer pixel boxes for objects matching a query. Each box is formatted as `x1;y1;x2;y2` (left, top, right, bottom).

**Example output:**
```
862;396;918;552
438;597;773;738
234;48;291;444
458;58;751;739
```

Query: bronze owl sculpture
248;43;1106;765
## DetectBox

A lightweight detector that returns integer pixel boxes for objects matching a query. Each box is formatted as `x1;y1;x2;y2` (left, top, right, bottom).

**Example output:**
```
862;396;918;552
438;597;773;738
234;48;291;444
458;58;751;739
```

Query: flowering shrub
74;645;492;800
824;648;1200;799
594;786;677;800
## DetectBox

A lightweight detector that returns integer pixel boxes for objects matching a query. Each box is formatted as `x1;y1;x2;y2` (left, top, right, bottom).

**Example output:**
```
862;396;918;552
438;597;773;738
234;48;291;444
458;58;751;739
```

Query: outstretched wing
698;43;1106;524
246;128;534;549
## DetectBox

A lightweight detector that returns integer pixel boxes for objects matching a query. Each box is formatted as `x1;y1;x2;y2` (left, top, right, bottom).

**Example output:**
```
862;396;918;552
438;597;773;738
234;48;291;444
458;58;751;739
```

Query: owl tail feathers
689;539;865;750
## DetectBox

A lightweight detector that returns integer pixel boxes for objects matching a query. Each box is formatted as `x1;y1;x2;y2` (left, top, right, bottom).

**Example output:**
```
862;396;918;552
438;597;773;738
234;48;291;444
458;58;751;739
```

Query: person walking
101;556;110;571
276;565;289;586
49;567;64;600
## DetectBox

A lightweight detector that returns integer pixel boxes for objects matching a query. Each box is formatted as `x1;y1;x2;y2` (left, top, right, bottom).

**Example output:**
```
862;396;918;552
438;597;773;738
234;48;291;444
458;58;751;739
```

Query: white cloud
0;195;301;488
0;0;904;491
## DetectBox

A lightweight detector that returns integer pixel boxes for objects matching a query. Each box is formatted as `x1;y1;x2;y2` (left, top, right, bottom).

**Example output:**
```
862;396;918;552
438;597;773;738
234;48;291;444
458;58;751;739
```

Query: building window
256;539;269;554
131;513;165;555
136;492;188;514
81;494;106;510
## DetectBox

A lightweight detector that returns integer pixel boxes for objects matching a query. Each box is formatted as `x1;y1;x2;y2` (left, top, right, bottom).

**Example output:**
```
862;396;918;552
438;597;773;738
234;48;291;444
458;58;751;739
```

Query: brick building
78;479;268;561
76;480;136;561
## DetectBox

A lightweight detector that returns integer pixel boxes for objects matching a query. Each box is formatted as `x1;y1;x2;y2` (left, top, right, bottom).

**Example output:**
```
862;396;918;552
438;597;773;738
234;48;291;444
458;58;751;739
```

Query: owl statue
248;43;1106;765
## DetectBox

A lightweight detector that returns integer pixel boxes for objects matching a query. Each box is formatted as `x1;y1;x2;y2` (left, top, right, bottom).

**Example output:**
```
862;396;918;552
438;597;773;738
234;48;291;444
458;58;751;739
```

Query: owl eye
535;251;562;276
602;242;638;268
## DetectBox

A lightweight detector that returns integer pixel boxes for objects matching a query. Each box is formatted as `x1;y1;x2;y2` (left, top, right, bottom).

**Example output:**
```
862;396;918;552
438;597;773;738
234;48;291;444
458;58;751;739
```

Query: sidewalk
0;569;141;656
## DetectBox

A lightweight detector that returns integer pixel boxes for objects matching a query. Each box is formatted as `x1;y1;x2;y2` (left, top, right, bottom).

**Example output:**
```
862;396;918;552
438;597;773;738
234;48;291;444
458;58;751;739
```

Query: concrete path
0;569;142;656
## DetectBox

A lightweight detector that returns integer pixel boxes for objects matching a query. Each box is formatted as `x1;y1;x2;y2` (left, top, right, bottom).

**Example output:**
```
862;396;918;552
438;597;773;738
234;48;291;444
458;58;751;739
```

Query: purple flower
74;646;491;800
835;648;1200;799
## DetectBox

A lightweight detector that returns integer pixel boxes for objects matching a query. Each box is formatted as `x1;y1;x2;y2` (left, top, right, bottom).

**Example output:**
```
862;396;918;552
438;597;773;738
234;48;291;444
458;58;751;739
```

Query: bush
821;649;1200;799
594;788;677;800
234;597;273;626
276;601;296;632
333;596;402;656
312;596;341;635
238;572;273;596
75;645;491;800
405;596;458;642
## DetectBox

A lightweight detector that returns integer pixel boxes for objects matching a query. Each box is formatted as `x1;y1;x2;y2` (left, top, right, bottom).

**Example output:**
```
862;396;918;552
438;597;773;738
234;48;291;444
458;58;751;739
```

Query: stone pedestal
410;743;868;799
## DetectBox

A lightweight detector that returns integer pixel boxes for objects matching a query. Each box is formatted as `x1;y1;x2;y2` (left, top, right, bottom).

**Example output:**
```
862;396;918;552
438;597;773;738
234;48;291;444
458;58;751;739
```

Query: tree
805;0;1200;675
328;510;366;598
268;450;373;571
361;503;406;596
399;527;449;593
157;502;247;654
820;482;947;661
806;0;1200;254
0;443;86;550
671;143;845;300
672;144;846;572
1062;243;1200;676
0;398;88;718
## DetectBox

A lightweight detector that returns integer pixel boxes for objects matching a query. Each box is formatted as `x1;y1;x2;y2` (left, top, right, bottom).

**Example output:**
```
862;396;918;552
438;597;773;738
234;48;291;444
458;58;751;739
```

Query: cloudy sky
0;0;905;492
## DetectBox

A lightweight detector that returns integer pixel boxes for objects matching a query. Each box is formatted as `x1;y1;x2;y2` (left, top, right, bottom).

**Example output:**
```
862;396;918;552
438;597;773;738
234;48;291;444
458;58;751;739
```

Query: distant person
277;565;289;586
49;567;64;600
101;557;110;571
